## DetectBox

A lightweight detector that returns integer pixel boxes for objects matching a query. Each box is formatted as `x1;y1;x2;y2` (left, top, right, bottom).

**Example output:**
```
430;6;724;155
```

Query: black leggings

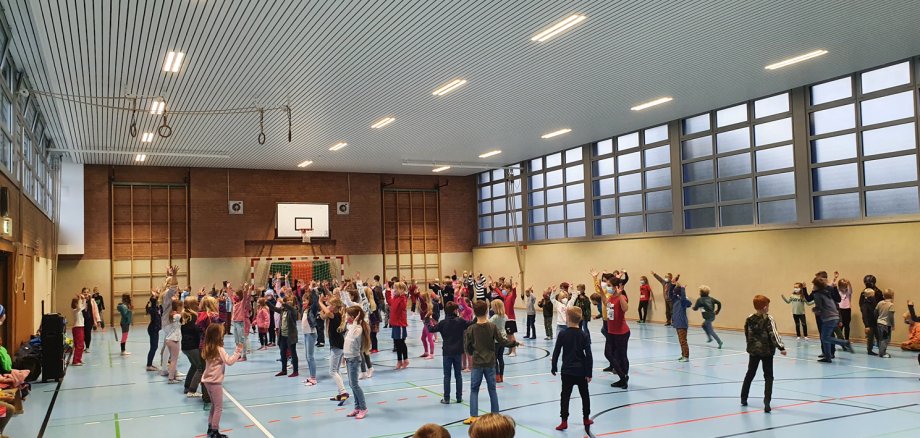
495;344;505;375
259;331;268;346
370;330;379;351
741;355;774;404
84;321;93;349
638;301;650;322
361;352;373;372
278;336;298;373
268;318;276;344
838;308;852;340
793;314;807;337
315;319;325;344
609;331;630;380
560;373;590;420
147;325;159;367
394;339;408;361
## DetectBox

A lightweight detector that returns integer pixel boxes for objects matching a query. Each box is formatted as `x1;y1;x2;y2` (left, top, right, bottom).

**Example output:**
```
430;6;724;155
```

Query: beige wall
33;257;53;333
474;221;920;344
55;258;111;322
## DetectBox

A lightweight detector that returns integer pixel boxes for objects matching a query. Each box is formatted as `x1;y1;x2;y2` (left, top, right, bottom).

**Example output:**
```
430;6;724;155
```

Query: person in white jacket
550;283;578;337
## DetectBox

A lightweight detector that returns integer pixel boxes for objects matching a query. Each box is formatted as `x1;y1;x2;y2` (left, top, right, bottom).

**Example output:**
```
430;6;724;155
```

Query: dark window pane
860;91;914;126
814;193;860;220
720;203;754;226
595;218;617;236
618;172;642;193
718;153;752;178
683;160;714;183
492;198;506;212
479;172;490;184
618;132;639;151
530;158;542;172
755;93;790;118
480;231;492;245
812;104;855;135
619;215;644;234
757;172;795;198
593;158;614;177
758;199;796;224
646;189;672;211
493;229;508;243
811;77;851;105
682;136;713;160
717;104;747;127
861;61;910;94
813;163;858;192
567;221;586;238
480;201;492;214
619;194;643;214
530;225;546;240
480;185;491;199
754;118;792;146
719;178;753;202
756;144;794;172
863;122;916;156
645;167;671;189
864;155;918;186
593;178;615;197
812;134;857;164
684;183;715;206
546;187;564;204
645;124;669;144
683;114;710;135
594;198;616;216
479;215;492;228
595;139;613;156
644;145;670;167
716;127;750;153
866;187;920;217
492;182;506;197
530;190;544;207
646;212;672;232
685;207;716;229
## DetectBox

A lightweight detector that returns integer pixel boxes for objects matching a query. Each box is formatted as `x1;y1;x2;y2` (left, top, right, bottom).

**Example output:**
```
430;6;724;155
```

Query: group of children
67;265;920;437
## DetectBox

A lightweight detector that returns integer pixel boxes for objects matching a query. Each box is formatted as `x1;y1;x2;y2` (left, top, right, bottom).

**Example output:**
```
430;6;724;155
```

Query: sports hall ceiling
5;0;920;175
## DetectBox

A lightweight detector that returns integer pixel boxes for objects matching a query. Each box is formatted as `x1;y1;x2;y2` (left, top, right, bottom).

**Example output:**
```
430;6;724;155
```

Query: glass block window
477;168;523;244
528;147;587;240
591;124;673;235
680;93;796;229
808;60;920;220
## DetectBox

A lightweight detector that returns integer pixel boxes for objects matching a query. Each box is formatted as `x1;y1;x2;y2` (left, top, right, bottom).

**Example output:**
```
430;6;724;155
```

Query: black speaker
40;333;65;381
0;186;7;216
41;313;65;336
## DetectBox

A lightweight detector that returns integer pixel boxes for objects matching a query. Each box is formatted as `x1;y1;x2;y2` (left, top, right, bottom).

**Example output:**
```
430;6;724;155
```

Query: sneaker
741;399;748;406
355;409;367;419
176;372;186;377
186;392;202;398
463;416;478;425
509;352;516;357
764;403;772;413
120;351;132;356
159;371;169;377
331;393;350;402
289;372;299;378
440;399;450;404
370;349;379;354
146;366;159;372
717;341;723;349
167;379;181;384
881;353;891;358
584;418;594;427
316;343;324;348
602;366;613;373
843;342;855;353
456;398;463;404
71;362;84;366
85;349;91;353
677;357;689;362
346;410;359;418
868;351;879;356
275;371;287;377
796;337;801;340
817;358;832;363
706;339;713;343
555;421;568;431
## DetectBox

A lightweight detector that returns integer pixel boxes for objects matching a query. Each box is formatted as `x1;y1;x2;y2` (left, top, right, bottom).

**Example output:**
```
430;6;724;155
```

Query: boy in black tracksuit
428;301;473;404
551;307;594;431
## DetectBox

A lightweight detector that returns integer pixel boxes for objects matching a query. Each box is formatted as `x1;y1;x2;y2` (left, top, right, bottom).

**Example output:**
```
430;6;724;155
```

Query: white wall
58;162;84;254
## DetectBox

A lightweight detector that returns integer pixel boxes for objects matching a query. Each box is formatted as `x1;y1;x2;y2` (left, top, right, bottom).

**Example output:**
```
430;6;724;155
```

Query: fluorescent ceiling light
371;117;395;129
163;51;185;73
141;132;154;142
329;142;347;151
531;14;587;42
47;148;230;159
765;49;828;70
432;79;468;96
150;100;165;115
402;159;521;170
432;166;451;173
478;150;502;158
541;128;572;139
297;160;313;168
630;97;673;111
134;154;147;162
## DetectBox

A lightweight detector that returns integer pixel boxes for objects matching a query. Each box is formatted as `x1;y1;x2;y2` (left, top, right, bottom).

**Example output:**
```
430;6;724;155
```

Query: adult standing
81;288;101;352
813;276;853;363
860;275;884;356
91;287;105;330
836;278;853;341
652;272;679;326
606;284;630;389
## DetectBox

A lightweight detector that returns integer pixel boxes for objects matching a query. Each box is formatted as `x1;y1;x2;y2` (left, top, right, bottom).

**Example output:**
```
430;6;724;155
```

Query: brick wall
81;165;477;260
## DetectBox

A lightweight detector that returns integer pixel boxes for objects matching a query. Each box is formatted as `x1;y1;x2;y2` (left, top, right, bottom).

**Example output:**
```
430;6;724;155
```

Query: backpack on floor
12;341;41;382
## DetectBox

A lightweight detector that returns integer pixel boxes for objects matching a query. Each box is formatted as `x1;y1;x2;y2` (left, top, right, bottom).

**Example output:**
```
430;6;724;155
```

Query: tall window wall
478;168;523;244
808;61;919;220
477;56;920;246
592;124;673;235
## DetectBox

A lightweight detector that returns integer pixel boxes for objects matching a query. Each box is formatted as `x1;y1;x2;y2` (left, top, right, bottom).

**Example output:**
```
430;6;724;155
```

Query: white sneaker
186;392;202;398
796;337;801;340
120;351;132;356
167;379;181;384
509;352;517;357
176;372;186;378
359;372;369;380
146;366;159;372
367;368;374;378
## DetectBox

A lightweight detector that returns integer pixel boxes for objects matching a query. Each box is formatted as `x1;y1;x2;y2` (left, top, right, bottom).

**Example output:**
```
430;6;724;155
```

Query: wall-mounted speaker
228;200;244;215
337;202;350;215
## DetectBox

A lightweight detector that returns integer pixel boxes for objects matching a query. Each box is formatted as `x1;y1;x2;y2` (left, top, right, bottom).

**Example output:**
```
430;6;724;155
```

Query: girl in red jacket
388;282;409;369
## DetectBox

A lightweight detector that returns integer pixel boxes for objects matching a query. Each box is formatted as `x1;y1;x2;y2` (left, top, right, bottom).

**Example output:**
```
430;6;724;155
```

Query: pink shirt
201;346;240;384
231;294;252;332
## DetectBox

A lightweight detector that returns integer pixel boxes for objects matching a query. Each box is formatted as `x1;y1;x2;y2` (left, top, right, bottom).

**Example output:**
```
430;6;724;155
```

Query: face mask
605;286;613;293
793;288;801;293
666;278;672;283
561;298;568;304
639;280;646;285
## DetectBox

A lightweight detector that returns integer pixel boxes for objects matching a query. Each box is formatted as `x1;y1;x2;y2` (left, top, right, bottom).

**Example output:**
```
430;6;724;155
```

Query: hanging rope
285;105;292;142
258;108;266;145
129;97;138;137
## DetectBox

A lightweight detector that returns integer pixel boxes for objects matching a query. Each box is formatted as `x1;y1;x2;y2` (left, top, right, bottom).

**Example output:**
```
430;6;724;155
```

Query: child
70;292;87;366
903;301;920;377
413;423;450;438
669;282;692;361
572;284;592;343
231;287;252;361
301;291;319;385
459;297;475;371
524;288;537;339
387;282;410;369
550;284;575;338
538;290;555;340
200;323;244;438
692;286;723;349
652;272;679;326
116;294;133;356
638;276;653;323
164;297;183;383
428;301;472;404
469;413;517;438
781;283;812;339
489;300;508;383
343;305;371;419
606;283;630;389
181;297;206;399
860;275;884;355
255;298;270;350
463;300;510;426
875;289;895;358
415;287;436;359
320;296;349;402
277;295;300;377
145;289;161;371
551;307;593;431
741;295;786;413
496;281;519;357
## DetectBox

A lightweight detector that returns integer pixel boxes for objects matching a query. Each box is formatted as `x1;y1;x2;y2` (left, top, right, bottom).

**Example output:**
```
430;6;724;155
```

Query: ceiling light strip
47;148;229;159
371;117;395;128
765;49;828;70
329;142;348;151
630;97;673;111
297;160;313;168
433;79;468;96
402;160;521;170
432;166;451;173
163;51;185;73
478;150;502;158
531;14;587;42
541;128;572;139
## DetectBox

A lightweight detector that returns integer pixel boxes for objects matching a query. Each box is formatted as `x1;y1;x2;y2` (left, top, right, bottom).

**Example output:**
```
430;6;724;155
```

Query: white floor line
225;388;275;438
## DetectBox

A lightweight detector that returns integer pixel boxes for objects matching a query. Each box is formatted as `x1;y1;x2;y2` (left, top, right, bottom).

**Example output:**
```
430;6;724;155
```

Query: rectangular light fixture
329;142;348;151
432;166;451;173
478;150;502;158
531;14;587;42
371;117;395;129
141;132;154;142
541;128;572;139
630;97;673;111
297;160;313;168
135;154;147;162
150;100;165;115
432;79;468;96
163;51;185;73
765;49;828;70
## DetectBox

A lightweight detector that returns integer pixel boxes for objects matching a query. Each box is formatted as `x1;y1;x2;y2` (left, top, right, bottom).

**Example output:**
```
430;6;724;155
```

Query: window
680;93;796;229
591;124;673;235
477;168;523;244
528;147;586;240
808;61;920;220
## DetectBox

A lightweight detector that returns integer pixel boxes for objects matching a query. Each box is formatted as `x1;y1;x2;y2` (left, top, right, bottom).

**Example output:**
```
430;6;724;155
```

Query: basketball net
299;228;313;243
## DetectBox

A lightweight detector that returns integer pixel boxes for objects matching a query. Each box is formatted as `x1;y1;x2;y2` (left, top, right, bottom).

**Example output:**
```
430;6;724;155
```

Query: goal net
250;256;345;286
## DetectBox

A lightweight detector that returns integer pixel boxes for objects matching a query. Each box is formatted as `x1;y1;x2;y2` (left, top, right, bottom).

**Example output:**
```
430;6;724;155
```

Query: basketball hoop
298;228;314;243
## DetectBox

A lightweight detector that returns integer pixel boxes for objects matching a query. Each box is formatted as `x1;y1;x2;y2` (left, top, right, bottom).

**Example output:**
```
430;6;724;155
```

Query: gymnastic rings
129;121;138;138
157;113;173;138
129;97;138;137
258;108;266;145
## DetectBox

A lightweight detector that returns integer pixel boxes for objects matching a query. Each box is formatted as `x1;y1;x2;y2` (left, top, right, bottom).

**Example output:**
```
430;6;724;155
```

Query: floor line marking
114;413;121;438
224;388;274;438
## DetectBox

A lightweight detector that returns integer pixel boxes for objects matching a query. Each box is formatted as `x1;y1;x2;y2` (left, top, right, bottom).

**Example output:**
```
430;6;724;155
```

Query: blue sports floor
12;315;920;438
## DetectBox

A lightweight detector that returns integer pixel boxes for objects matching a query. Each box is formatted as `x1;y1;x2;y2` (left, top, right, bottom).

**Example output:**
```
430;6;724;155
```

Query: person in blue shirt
669;281;692;361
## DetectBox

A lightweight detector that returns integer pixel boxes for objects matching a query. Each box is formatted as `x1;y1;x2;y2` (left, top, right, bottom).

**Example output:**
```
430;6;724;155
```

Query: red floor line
244;424;255;428
291;416;302;420
839;390;920;400
398;397;408;401
592;399;830;437
377;401;388;404
267;419;281;423
312;412;324;415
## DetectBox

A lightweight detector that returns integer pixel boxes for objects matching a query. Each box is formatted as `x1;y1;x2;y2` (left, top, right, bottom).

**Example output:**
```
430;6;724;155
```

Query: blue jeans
470;367;498;417
442;354;463;401
556;324;567;337
232;321;247;358
345;357;366;410
820;319;848;358
702;320;721;344
303;333;317;377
